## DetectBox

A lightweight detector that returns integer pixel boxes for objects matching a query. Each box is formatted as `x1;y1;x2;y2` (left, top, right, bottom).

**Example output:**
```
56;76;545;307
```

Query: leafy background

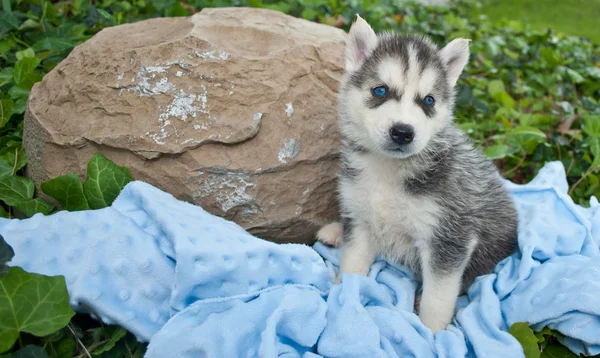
0;0;599;357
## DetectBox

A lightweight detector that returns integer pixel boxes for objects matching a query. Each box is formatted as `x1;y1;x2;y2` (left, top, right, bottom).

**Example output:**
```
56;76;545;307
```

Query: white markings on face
341;31;470;159
360;47;444;158
419;68;439;97
378;57;405;89
406;44;422;93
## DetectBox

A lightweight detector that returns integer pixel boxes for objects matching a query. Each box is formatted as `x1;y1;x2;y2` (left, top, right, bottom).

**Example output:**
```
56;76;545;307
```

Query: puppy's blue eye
372;86;388;97
424;95;435;106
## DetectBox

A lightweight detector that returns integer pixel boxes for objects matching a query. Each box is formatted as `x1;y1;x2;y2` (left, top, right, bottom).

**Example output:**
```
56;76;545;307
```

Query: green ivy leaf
534;326;555;349
0;175;34;206
0;38;16;60
508;322;540;358
55;338;77;358
89;326;127;355
132;342;147;358
486;80;515;109
564;68;584;84
0;99;14;129
0;147;27;174
41;174;90;211
83;153;133;210
13;198;54;217
18;19;41;32
12;57;41;86
0;141;20;157
31;37;76;53
485;35;505;57
96;8;113;20
500;91;516;110
94;331;146;358
0;235;14;276
15;47;35;60
9;344;48;358
11;98;28;116
507;126;547;153
0;207;7;219
302;8;318;20
583;115;600;137
0;158;12;178
7;85;32;105
487;79;506;99
503;48;520;60
585;174;600;197
0;11;20;30
0;68;13;87
484;144;510;160
540;47;561;67
587;137;600;168
540;343;578;358
0;267;75;352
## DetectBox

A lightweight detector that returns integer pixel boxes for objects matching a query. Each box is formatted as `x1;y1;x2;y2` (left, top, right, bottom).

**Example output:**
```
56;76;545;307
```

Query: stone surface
24;7;346;244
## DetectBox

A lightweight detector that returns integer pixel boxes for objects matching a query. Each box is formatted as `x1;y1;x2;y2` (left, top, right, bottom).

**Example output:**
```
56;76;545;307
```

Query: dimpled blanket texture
2;161;600;358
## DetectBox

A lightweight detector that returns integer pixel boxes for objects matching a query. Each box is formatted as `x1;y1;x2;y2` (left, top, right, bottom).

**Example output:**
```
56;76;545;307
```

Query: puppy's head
339;15;469;159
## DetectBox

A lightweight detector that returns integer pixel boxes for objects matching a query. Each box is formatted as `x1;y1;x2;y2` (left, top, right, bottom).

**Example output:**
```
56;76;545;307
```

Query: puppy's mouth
381;143;418;158
387;147;405;152
383;144;410;153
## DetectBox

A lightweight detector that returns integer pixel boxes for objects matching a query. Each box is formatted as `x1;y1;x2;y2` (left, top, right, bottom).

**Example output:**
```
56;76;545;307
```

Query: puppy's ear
439;38;470;86
345;14;377;73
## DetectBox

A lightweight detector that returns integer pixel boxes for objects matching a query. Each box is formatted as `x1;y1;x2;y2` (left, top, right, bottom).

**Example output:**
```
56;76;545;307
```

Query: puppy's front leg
335;224;376;284
418;242;472;333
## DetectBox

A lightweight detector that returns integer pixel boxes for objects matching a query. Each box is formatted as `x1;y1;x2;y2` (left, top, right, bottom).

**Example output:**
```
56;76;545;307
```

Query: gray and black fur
317;16;518;333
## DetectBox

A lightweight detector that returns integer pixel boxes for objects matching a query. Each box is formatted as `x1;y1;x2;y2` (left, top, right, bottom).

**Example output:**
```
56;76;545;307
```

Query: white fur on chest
340;154;441;264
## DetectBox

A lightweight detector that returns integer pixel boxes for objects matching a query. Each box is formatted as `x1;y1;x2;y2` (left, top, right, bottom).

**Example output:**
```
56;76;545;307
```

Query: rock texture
24;7;346;244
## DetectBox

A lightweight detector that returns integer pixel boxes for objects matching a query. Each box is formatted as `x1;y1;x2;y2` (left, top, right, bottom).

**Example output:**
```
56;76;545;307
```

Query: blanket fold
1;161;599;357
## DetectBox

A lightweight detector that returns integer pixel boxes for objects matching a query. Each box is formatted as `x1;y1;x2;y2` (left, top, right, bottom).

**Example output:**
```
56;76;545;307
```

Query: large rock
24;7;346;244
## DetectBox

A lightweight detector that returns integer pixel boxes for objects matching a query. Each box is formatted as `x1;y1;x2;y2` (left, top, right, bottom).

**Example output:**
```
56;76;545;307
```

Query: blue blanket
1;161;599;357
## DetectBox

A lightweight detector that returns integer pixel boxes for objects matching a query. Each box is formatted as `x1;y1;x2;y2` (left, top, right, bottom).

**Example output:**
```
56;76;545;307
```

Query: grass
481;0;600;44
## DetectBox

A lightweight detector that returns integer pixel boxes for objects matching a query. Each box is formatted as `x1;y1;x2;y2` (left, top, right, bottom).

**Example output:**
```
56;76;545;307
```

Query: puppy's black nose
389;124;415;145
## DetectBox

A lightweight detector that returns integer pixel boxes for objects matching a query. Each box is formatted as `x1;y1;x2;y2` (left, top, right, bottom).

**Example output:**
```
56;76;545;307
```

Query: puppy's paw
316;222;343;247
419;304;451;333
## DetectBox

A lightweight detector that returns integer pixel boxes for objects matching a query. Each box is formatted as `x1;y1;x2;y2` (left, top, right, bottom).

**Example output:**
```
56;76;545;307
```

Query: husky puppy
317;15;518;333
